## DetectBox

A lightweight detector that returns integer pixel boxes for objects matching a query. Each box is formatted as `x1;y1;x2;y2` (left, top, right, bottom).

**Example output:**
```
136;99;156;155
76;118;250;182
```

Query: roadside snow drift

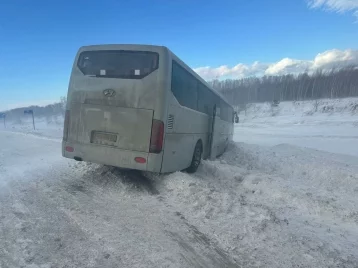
236;98;358;157
152;142;358;267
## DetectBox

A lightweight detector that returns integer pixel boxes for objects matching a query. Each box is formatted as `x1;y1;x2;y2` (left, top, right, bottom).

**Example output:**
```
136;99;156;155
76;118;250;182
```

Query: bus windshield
77;50;159;79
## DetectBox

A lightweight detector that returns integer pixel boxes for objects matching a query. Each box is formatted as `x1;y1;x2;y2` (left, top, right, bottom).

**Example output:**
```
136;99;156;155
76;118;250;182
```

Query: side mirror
234;112;239;123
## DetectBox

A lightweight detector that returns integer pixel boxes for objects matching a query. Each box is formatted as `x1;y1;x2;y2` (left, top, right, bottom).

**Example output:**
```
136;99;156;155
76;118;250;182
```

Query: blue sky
0;0;357;109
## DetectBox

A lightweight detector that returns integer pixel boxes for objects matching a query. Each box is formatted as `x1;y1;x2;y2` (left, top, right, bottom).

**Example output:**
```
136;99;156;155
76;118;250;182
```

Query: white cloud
194;49;358;80
194;62;269;80
265;58;311;75
307;0;358;18
313;49;358;69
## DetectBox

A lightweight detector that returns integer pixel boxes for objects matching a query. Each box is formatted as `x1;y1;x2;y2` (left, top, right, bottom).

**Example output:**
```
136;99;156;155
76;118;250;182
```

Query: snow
236;97;358;157
0;115;64;140
0;132;239;268
152;144;358;267
1;97;358;267
0;131;61;191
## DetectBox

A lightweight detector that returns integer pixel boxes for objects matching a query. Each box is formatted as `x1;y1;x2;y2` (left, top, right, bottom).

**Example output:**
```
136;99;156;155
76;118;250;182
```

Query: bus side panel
161;97;209;173
147;153;164;173
161;103;193;172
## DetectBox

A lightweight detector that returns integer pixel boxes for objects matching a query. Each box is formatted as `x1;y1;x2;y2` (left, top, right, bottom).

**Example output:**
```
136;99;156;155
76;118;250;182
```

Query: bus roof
78;44;166;53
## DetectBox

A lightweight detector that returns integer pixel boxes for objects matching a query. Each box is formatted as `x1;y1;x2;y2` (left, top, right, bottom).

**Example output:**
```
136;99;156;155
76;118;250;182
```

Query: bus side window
198;83;214;115
171;61;198;111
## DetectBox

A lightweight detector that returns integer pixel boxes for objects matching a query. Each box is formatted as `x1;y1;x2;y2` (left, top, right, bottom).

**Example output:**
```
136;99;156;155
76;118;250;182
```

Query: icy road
1;128;358;268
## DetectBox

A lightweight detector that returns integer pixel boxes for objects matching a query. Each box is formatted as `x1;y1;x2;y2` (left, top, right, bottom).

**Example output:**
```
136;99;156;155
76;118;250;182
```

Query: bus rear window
77;50;159;79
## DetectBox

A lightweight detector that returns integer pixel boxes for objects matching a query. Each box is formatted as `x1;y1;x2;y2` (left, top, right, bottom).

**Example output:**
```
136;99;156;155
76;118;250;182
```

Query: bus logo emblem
103;89;116;97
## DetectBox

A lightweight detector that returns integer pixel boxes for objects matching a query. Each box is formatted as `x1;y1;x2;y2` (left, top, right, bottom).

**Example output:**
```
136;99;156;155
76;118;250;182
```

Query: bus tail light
65;146;74;152
149;119;164;154
135;157;146;164
63;110;70;141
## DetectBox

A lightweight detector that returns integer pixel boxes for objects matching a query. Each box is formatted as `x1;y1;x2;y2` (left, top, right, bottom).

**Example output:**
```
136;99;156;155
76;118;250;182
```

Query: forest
210;66;358;106
3;97;66;121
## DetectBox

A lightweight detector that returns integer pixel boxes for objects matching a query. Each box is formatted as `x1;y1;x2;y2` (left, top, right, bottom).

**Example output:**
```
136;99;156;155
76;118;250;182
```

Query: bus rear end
62;45;168;173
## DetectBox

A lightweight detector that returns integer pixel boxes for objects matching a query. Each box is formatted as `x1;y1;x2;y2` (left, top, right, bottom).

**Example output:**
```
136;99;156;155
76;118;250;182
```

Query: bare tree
210;66;358;106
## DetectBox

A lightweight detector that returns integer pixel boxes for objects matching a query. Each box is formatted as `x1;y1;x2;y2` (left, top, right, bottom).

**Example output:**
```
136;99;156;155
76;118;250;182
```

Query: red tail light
65;146;74;152
149;119;164;154
63;110;70;141
135;157;146;164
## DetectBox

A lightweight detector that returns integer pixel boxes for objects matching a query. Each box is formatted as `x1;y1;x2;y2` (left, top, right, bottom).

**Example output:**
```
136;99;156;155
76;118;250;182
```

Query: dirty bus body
62;44;235;173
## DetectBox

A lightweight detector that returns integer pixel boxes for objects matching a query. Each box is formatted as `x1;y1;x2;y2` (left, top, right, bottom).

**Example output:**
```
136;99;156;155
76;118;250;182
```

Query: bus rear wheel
186;141;202;174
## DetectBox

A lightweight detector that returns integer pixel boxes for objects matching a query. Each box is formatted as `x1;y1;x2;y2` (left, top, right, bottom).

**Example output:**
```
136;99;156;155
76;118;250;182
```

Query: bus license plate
91;131;117;145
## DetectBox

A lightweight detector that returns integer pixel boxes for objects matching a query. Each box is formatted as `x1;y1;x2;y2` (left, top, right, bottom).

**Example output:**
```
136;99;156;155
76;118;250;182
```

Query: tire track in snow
0;156;242;268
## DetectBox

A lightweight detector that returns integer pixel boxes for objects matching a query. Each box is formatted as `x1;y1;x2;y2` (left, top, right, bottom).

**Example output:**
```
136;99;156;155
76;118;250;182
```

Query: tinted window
171;61;198;110
171;60;233;122
198;83;215;115
77;50;159;79
219;100;235;122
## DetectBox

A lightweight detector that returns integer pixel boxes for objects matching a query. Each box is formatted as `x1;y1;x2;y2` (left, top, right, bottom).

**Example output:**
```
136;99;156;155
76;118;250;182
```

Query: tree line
3;98;66;122
209;66;358;106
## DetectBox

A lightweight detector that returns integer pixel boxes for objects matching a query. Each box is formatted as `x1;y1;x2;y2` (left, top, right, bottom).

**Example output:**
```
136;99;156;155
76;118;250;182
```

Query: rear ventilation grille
167;114;174;129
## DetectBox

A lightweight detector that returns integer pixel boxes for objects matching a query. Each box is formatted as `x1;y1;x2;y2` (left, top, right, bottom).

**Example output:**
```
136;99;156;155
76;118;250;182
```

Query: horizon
1;0;357;109
2;65;358;113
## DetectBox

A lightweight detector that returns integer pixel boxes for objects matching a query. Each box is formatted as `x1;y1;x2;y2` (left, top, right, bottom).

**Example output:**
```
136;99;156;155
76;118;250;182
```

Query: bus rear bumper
62;141;163;173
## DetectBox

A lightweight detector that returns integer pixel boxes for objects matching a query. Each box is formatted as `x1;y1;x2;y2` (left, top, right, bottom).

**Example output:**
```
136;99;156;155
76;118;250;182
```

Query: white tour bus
62;44;238;173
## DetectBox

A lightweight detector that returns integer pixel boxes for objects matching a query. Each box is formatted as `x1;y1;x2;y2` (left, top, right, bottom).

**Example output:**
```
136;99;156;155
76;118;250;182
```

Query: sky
0;0;357;110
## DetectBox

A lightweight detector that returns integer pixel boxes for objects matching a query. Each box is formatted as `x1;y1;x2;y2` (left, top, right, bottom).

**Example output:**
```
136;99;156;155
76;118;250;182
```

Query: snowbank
0;115;64;140
152;142;358;267
239;97;358;121
235;97;358;157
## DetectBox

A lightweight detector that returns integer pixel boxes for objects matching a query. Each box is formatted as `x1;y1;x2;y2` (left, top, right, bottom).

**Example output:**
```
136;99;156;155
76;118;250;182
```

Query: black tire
186;141;203;174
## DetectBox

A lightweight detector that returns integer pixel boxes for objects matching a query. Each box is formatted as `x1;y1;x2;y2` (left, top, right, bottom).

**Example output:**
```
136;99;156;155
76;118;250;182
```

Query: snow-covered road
1;104;358;268
0;131;240;268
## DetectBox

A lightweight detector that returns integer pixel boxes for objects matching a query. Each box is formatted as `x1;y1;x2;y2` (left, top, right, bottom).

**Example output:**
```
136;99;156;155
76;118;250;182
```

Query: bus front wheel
186;141;203;174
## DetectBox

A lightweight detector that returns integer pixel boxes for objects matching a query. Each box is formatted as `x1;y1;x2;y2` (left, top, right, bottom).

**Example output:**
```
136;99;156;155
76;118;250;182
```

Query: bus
62;44;238;173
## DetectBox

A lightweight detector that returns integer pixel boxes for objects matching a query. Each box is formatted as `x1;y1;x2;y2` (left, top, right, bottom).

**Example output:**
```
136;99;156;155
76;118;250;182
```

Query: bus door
208;105;220;160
